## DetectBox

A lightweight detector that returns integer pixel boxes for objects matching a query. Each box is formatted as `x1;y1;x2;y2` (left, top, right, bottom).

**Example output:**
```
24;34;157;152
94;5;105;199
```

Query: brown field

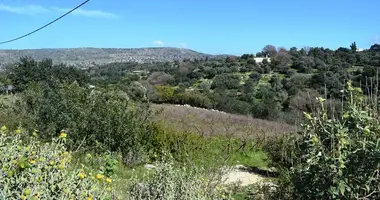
152;104;296;139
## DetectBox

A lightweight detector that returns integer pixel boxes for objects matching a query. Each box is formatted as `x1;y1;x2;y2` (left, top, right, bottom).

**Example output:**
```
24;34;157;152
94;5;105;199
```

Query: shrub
6;57;88;92
174;91;213;109
18;83;155;165
271;81;380;199
0;126;117;199
154;85;176;103
211;74;241;90
125;157;232;200
262;134;298;170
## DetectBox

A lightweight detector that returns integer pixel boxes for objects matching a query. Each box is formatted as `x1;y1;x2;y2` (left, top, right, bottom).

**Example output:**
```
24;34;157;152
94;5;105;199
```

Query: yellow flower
1;125;7;132
312;136;319;144
87;196;93;200
106;178;112;184
16;128;21;134
29;160;36;165
58;164;65;170
24;188;31;195
316;97;326;103
78;172;86;179
59;132;67;138
32;130;39;137
364;127;371;135
96;174;104;180
303;112;312;120
342;113;350;119
50;161;55;166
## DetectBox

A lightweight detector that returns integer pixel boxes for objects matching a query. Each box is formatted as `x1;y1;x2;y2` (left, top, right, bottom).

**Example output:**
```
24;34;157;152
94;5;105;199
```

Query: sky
0;0;379;55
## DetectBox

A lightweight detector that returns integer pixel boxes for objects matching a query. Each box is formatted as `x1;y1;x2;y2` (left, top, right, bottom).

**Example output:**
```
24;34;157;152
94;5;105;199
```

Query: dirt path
222;165;269;186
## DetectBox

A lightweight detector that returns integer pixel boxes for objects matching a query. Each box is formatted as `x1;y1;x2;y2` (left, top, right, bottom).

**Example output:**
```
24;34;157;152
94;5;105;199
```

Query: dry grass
152;104;295;139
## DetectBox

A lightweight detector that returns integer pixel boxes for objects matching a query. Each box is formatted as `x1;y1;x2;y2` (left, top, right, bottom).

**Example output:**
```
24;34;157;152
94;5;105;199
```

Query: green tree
6;57;88;92
350;41;357;52
262;45;278;57
211;74;241;90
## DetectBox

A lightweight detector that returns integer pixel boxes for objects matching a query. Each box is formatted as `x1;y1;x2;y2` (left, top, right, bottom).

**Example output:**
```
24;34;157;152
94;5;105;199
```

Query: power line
0;0;91;45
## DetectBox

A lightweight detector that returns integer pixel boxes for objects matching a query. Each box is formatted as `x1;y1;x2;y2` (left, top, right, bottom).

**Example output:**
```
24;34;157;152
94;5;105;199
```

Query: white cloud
0;4;50;15
153;40;165;46
52;7;119;19
0;3;118;19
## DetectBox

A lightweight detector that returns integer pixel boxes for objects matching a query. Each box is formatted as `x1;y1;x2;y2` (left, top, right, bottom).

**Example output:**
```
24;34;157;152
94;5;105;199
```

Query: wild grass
152;104;294;139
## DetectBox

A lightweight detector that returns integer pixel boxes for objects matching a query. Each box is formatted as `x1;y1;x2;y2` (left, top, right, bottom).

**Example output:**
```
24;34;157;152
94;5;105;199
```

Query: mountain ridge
0;47;230;66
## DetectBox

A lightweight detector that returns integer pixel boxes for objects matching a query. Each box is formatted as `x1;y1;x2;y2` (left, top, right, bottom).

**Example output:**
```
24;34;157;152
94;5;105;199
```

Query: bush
174;91;213;109
211;74;241;90
154;85;176;103
18;83;155;165
262;134;298;170
6;57;88;92
271;81;380;199
125;157;232;200
0;126;117;199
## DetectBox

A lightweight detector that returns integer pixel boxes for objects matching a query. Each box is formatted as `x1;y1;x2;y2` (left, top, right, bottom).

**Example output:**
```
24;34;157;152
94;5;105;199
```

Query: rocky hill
0;47;225;66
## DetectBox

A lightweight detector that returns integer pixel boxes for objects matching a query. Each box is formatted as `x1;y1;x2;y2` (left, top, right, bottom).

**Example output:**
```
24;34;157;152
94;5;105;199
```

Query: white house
254;56;271;64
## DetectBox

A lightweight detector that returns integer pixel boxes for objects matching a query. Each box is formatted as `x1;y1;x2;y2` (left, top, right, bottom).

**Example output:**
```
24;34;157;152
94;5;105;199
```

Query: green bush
6;57;88;92
0;126;117;200
174;91;213;109
211;74;241;90
17;83;155;165
270;81;380;199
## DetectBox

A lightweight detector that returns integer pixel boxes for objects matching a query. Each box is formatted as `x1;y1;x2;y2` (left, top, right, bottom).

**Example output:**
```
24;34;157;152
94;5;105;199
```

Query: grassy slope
152;103;295;139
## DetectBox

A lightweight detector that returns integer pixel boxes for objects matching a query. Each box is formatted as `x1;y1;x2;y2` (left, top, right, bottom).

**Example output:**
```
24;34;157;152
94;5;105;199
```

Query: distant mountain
0;47;228;66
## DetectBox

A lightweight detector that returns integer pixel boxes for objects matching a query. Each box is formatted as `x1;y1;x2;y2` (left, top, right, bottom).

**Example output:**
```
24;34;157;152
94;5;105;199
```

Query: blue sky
0;0;379;55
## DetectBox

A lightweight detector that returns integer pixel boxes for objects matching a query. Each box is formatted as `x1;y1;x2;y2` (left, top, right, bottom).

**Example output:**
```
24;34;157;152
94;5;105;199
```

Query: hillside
0;47;224;66
153;104;295;138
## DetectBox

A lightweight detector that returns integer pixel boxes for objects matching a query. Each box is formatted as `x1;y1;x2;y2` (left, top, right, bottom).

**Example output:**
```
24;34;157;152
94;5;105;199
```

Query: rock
144;164;156;170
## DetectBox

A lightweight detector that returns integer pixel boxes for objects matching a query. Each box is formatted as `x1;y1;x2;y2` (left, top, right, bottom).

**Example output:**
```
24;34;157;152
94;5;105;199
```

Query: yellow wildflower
58;164;65;170
364;127;371;135
50;161;55;166
32;130;39;137
24;188;31;195
78;172;86;179
59;132;67;138
303;112;312;120
1;125;7;132
87;196;93;200
29;160;36;165
312;136;319;144
16;128;21;134
316;97;326;103
106;177;112;184
96;174;104;180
